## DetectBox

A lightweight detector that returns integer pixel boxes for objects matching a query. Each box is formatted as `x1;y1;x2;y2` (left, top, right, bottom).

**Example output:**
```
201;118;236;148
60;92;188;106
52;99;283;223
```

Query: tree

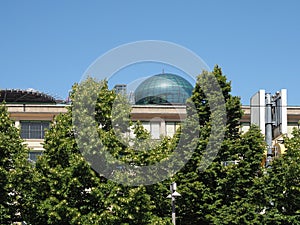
20;66;269;224
191;65;243;139
210;125;266;224
24;78;171;224
170;66;266;224
0;103;33;224
262;128;300;224
22;110;113;224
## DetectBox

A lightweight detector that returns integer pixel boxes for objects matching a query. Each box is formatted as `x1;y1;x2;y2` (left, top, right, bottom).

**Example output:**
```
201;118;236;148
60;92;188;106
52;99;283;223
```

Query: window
141;121;161;139
166;122;180;137
28;151;43;162
150;122;160;139
20;121;50;139
141;121;150;133
240;122;250;134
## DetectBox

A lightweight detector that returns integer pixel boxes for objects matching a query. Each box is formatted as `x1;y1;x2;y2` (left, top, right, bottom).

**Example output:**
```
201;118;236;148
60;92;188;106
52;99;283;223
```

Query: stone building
2;73;300;161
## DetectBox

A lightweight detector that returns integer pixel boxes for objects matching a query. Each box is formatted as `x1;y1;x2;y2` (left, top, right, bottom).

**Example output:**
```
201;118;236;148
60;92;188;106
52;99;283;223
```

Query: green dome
134;73;193;105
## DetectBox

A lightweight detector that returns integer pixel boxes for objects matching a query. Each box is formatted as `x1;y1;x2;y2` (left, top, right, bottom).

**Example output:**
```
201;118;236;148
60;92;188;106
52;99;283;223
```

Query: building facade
2;74;300;161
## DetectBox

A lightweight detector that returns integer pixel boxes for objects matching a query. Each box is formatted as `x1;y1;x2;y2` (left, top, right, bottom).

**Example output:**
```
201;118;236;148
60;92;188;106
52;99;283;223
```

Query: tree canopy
1;66;300;224
0;103;32;224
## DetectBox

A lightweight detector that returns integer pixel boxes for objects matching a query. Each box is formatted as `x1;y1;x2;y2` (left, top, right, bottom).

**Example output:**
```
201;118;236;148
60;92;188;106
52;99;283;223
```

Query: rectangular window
141;121;160;139
166;122;181;137
141;122;151;133
28;151;43;162
20;121;50;139
240;122;250;134
166;122;176;137
150;122;160;139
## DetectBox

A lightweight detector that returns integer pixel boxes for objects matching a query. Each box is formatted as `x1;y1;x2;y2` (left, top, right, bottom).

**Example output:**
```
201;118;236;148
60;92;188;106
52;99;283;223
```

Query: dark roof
0;89;57;103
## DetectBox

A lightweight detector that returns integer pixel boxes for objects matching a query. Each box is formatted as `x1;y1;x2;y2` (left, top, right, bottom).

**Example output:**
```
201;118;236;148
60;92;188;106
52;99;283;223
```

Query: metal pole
265;93;273;167
170;183;176;225
167;182;180;225
171;183;176;225
172;196;176;225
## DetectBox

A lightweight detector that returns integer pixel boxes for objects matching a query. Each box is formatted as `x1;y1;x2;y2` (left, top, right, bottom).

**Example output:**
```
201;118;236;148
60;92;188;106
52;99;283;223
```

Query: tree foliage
23;79;171;224
262;128;300;224
172;66;266;225
0;103;32;224
4;65;300;224
209;125;266;224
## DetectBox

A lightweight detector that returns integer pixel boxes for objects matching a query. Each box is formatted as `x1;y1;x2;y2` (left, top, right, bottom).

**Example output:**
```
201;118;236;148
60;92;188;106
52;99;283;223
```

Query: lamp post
167;182;181;225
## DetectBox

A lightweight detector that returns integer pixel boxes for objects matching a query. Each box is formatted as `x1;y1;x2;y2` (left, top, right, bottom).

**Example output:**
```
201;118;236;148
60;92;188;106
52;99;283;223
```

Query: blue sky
1;0;299;105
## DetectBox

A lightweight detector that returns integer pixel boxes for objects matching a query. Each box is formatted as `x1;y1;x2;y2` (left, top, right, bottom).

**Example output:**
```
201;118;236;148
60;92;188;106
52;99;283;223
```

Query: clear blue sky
1;0;299;105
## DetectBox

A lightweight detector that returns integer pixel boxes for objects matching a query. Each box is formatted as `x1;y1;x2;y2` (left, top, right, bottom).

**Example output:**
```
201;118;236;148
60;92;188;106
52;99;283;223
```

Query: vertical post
170;183;176;225
167;182;180;225
172;196;176;225
265;93;273;167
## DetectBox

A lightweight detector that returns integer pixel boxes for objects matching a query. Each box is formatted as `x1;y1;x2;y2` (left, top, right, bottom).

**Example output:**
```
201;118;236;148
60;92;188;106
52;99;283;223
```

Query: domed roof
0;89;57;103
134;73;193;105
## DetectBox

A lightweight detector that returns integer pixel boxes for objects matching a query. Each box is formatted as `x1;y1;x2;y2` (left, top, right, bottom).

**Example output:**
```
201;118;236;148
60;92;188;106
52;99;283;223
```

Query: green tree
22;110;114;224
0;103;33;224
191;65;243;139
25;78;170;224
210;125;266;224
21;66;269;224
170;66;264;225
262;128;300;224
